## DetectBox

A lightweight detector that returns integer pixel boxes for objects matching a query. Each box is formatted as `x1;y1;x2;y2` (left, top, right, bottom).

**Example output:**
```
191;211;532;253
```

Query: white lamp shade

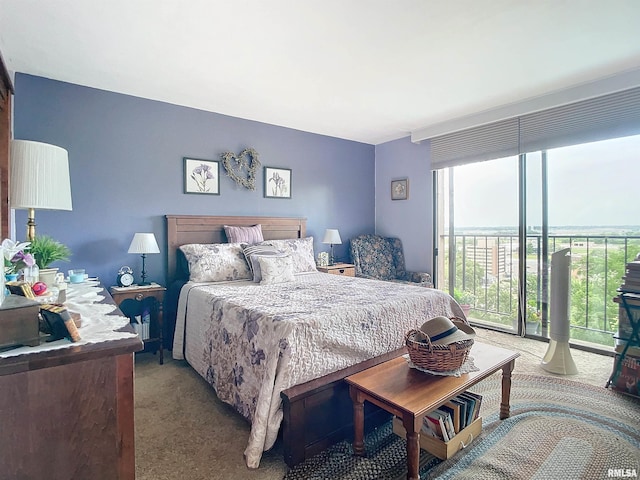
322;229;342;245
10;140;73;210
128;233;160;254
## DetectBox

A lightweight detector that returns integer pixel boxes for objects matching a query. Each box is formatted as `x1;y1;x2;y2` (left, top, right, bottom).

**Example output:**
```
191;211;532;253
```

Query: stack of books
619;260;640;295
615;260;640;356
611;259;640;396
422;391;482;442
131;311;151;340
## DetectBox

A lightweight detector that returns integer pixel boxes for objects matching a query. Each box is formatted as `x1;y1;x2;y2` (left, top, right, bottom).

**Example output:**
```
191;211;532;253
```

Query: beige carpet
134;329;615;480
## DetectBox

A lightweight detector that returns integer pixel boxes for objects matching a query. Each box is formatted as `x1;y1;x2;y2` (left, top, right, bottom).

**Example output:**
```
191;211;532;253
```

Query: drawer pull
339;269;345;274
135;293;144;301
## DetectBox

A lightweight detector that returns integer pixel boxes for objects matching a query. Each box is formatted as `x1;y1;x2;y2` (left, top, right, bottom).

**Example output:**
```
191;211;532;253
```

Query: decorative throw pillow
257;255;295;285
242;244;286;282
224;224;264;244
179;243;252;282
259;237;316;274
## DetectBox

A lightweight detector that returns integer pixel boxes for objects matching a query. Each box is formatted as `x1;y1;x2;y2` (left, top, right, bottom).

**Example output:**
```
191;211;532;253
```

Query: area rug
283;374;640;480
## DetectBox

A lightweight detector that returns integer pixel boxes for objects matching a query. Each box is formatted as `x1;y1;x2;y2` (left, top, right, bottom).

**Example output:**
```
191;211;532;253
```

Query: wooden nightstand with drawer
317;263;355;277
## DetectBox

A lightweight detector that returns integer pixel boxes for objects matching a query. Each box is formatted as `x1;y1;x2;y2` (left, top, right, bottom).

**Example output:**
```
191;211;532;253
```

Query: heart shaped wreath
220;148;261;191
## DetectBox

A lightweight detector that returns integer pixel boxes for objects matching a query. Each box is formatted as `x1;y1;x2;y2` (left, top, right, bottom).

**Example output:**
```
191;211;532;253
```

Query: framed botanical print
184;158;220;195
264;166;292;199
391;178;409;200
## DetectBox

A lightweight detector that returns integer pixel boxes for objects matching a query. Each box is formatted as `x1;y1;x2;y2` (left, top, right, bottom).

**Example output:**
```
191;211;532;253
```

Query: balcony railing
439;233;640;348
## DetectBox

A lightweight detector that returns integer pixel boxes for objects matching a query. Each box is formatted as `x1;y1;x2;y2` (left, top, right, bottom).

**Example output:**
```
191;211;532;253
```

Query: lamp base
26;208;36;242
139;254;150;286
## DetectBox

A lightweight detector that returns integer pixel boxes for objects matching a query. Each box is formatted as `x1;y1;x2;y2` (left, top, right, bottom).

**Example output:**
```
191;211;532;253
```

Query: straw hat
419;316;475;345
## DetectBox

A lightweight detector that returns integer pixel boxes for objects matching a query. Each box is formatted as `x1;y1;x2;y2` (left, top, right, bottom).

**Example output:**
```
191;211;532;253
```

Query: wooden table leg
500;359;515;419
349;387;365;456
402;417;420;480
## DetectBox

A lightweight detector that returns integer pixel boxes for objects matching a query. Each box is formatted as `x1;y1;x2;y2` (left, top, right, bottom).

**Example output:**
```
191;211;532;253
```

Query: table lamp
322;229;342;266
128;233;160;285
10;140;73;241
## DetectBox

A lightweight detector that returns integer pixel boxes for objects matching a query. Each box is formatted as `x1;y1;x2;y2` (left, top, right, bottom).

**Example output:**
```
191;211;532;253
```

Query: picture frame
264;166;292;199
391;178;409;200
317;252;329;267
183;157;220;195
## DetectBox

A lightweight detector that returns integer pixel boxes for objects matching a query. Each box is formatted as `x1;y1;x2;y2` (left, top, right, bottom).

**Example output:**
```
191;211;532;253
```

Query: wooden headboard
165;215;307;283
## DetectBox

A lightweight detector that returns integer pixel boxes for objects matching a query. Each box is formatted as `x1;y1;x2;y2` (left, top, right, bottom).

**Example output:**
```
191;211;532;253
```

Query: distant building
465;237;508;277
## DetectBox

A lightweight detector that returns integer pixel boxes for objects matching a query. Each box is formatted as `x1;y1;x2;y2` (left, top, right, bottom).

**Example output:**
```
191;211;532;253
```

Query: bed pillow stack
242;244;288;282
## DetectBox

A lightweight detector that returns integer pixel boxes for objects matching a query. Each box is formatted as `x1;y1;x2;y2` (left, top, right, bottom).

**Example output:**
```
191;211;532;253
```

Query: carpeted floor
133;328;623;480
283;374;640;479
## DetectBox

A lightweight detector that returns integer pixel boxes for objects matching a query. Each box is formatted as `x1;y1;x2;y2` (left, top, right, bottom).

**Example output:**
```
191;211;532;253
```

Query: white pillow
179;243;251;282
259;237;316;274
258;255;295;285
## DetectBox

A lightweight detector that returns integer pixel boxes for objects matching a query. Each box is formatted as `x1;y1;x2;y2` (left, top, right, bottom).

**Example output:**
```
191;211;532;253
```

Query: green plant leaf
29;235;71;269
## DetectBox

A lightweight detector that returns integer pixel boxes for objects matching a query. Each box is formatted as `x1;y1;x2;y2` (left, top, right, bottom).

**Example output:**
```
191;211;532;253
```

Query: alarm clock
117;266;135;287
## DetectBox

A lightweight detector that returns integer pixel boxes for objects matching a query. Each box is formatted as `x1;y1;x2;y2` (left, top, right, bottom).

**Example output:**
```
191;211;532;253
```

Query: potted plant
28;235;71;285
525;302;541;335
453;288;475;317
1;238;34;281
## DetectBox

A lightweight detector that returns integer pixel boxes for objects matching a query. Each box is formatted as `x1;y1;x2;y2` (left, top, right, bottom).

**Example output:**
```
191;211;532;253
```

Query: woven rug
283;374;640;480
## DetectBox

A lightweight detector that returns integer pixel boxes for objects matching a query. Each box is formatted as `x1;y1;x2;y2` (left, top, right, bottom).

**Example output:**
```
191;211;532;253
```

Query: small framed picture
264;167;292;199
391;178;409;200
184;158;220;195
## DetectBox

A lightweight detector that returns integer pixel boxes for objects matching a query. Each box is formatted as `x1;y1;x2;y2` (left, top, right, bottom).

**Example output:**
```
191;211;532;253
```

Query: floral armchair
349;234;432;286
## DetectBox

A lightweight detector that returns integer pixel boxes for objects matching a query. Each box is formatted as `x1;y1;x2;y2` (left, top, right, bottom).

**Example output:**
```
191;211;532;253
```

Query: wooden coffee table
345;342;519;480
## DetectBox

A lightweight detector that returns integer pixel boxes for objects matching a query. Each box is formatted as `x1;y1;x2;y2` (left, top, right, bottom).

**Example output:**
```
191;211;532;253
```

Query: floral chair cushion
349;234;432;286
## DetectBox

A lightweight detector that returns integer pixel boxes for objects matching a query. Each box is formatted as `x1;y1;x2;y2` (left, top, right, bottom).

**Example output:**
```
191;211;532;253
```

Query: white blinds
430;118;519;168
430;86;640;169
519;87;640;153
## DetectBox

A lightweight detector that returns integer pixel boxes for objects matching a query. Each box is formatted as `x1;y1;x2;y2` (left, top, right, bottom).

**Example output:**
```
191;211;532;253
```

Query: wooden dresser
0;286;143;480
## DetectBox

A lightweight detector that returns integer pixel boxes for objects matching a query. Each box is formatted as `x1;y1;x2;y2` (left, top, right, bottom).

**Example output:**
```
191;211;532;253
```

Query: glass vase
23;264;39;284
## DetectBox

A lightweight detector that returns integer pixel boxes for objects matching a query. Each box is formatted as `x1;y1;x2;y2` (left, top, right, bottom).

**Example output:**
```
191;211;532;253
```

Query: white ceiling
1;0;640;145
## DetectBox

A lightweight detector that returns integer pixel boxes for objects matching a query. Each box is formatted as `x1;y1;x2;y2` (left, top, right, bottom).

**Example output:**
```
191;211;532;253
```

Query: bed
166;215;465;469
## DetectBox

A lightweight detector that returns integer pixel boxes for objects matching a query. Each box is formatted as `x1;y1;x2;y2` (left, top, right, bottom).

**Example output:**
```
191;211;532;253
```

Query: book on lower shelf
131;314;150;340
457;391;483;427
410;391;483;444
395;413;483;460
611;354;640;397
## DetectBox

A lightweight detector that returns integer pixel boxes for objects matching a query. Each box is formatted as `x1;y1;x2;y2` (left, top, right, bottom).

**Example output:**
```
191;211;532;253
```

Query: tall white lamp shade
128;233;160;285
322;229;342;266
10;140;73;241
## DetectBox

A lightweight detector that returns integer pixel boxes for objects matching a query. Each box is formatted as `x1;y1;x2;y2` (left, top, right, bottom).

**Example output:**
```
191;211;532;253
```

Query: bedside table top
110;282;165;293
321;263;354;269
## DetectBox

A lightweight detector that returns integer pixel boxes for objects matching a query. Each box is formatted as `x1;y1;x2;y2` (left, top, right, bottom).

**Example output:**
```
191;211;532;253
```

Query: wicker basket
405;329;474;372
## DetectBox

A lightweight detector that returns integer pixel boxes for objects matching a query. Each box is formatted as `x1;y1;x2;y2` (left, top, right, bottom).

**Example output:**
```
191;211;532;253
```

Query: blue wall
374;137;433;274
13;74;376;286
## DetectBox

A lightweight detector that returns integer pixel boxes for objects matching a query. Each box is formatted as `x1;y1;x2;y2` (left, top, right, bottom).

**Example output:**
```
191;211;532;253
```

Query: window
438;134;640;350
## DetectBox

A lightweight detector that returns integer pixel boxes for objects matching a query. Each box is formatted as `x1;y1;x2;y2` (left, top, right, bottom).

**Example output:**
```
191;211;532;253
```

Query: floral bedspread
172;272;464;468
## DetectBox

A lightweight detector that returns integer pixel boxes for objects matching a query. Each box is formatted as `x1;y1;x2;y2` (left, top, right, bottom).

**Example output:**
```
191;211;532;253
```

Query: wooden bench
345;342;519;480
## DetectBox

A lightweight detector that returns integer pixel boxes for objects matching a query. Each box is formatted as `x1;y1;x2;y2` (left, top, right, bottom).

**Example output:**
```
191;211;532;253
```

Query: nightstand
317;263;355;277
110;283;166;364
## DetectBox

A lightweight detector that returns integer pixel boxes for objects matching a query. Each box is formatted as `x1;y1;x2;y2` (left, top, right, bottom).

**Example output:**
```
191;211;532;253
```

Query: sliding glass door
436;155;520;333
437;134;640;350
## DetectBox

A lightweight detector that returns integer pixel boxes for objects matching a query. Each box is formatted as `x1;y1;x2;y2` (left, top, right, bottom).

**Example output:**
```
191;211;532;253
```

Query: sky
452;134;640;228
